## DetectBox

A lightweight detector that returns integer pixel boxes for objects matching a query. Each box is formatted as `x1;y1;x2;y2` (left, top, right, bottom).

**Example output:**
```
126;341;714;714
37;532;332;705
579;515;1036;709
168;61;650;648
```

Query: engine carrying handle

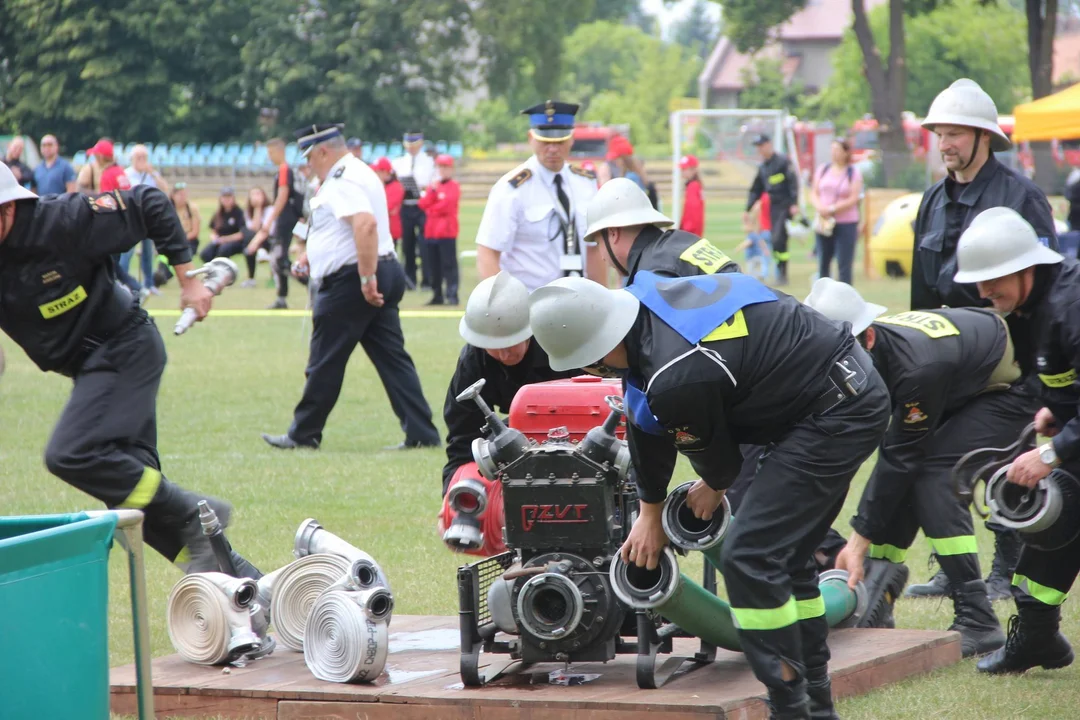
952;422;1037;512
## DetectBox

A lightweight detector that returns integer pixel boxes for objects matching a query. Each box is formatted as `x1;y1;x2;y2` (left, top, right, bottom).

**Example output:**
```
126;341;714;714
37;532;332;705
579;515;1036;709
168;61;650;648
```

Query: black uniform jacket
1016;259;1080;465
910;155;1056;312
441;340;575;492
746;152;798;212
852;308;1010;539
625;226;740;283
0;187;192;374
625;291;860;503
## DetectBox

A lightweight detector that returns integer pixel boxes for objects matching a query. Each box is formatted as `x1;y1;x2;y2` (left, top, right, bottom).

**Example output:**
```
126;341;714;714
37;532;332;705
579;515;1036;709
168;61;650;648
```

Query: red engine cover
508;375;625;442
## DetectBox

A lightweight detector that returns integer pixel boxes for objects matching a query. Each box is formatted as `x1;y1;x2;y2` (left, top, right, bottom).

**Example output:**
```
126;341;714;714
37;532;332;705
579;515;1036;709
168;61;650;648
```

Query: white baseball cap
0;163;37;205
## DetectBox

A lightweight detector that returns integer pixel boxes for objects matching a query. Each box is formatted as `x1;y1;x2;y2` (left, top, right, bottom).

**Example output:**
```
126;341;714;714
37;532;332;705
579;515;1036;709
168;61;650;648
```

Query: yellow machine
870;193;921;277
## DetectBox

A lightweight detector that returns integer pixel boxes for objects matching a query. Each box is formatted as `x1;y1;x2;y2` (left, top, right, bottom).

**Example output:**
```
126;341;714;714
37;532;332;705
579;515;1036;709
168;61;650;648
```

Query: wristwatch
1039;442;1060;468
360;273;377;286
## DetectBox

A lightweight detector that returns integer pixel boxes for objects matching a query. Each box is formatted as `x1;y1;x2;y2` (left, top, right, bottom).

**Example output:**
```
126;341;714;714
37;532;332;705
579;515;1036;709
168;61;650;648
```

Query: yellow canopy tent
1012;82;1080;142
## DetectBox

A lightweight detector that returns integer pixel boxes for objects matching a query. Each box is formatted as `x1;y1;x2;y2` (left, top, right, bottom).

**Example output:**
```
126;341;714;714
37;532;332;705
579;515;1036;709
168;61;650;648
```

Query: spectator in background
678;154;704;236
392;130;436;290
33;135;77;195
201;188;257;273
241;187;273;287
373;157;404;248
123;145;171;295
4;136;35;192
171;182;201;255
738;193;773;281
810;139;863;284
91;138;144;299
77;142;104;192
347;137;364;159
606;136;660;210
418;154;461;306
249;138;304;309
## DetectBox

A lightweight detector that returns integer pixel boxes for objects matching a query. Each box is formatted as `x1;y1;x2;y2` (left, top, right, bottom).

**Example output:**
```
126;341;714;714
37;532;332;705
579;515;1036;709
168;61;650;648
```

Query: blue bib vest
621;271;778;435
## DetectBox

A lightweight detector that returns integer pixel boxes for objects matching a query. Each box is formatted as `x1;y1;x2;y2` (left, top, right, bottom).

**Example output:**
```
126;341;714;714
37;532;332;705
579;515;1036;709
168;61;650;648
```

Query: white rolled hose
167;572;261;665
294;518;392;593
303;587;394;683
271;553;353;652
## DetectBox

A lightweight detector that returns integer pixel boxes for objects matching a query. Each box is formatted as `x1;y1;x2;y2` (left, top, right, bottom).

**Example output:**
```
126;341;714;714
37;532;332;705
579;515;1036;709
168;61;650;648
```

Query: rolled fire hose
609;481;867;650
303;587;395;683
167;572;262;665
271;553;353;652
294;518;391;594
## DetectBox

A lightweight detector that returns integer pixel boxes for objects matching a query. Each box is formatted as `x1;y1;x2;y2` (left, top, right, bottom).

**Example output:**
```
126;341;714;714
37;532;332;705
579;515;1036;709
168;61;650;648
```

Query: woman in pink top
810;139;863;284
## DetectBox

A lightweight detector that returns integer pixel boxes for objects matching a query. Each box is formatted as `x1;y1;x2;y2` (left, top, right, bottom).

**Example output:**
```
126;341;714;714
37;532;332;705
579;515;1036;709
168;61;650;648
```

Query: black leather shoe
383;439;440;451
261;433;319;450
426;297;445;306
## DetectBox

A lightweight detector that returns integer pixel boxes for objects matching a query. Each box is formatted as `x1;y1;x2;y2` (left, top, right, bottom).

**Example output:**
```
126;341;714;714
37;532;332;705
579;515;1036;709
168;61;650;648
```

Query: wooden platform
111;615;961;719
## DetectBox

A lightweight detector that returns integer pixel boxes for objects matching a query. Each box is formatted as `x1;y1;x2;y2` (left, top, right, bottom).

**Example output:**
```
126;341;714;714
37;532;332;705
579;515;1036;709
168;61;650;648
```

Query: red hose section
438;463;507;557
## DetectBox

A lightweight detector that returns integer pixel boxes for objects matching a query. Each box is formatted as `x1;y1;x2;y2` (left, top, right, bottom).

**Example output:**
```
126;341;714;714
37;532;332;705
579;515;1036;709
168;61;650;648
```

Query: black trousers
427;238;459;302
43;315;201;563
271;217;298;299
816;222;858;284
288;257;440;447
719;373;890;693
400;204;427;287
769;201;791;273
1013;453;1080;609
728;446;848;571
200;233;257;280
868;388;1032;584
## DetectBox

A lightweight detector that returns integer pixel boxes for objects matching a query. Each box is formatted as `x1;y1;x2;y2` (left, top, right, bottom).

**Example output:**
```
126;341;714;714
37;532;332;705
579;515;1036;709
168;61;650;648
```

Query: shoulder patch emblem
903;403;928;424
570;165;596;180
87;193;118;212
672;429;700;446
333;166;345;179
508;168;532;188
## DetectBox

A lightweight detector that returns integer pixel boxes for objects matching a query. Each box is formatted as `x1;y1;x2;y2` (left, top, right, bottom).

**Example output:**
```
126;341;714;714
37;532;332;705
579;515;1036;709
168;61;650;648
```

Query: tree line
0;0;717;152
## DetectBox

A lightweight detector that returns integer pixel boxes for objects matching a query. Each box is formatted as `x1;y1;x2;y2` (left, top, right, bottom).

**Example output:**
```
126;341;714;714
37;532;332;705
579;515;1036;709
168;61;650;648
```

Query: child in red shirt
678;155;704;236
417;154;460;305
372;157;404;245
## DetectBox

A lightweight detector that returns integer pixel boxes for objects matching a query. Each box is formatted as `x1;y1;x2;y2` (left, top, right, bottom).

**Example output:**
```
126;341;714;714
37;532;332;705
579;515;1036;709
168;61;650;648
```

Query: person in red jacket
89;138;144;298
418;154;460;305
373;157;405;247
678;154;704;236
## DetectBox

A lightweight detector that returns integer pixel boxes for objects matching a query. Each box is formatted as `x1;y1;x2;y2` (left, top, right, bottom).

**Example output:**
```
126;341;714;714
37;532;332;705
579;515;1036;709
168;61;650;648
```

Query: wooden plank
278;701;733;720
110;691;277;719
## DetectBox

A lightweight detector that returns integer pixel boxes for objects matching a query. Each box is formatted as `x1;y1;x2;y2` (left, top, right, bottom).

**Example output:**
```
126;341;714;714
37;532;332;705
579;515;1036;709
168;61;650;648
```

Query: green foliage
561;22;658;110
582;39;702;145
813;0;1029;126
737;57;806;114
671;0;720;59
710;0;808;54
443;97;531;151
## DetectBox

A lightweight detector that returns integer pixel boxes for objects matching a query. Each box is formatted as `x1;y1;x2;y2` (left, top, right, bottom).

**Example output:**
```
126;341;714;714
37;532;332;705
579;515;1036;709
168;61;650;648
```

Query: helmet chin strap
601;228;629;277
960;128;983;172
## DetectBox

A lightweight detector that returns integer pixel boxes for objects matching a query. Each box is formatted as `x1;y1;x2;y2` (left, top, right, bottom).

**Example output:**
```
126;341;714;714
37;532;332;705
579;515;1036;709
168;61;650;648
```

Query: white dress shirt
475;154;599;291
391;151;436;203
306;154;395;281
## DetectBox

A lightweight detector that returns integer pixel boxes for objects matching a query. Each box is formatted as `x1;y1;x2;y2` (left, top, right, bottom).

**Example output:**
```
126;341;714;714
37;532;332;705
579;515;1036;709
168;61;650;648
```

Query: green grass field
2;198;1078;719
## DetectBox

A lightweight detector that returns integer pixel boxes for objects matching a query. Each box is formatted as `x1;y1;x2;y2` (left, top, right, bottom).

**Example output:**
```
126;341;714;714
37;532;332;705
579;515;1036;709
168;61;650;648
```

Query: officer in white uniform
392;130;436;290
262;124;440;451
475;101;606;291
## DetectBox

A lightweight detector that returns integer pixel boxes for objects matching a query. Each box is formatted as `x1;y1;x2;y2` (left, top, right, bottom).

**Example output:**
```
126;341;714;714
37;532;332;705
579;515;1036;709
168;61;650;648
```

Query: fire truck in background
847;113;933;162
569;123;631;163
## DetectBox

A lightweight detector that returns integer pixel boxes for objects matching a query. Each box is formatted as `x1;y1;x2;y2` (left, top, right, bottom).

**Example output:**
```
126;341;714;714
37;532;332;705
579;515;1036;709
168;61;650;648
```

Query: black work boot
949;579;1006;657
904;566;951;599
856;558;909;629
977;607;1074;674
159;484;263;581
985;530;1023;601
767;678;810;720
806;666;840;720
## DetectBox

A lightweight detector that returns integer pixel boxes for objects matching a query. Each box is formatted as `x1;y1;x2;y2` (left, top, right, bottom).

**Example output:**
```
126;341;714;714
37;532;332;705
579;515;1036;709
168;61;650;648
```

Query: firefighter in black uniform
0;164;260;578
529;274;891;720
441;271;575;493
905;78;1059;600
807;278;1018;656
951;207;1078;674
744;134;799;286
585;178;850;570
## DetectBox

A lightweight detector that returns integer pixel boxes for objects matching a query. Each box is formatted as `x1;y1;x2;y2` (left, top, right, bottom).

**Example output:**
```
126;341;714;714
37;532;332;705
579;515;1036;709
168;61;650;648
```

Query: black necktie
553;174;570;219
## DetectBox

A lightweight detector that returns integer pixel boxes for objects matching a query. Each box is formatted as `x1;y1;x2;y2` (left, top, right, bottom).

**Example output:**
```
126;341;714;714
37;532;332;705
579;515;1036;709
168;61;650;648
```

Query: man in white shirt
391;131;436;290
262;124;440;451
475;100;606;292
